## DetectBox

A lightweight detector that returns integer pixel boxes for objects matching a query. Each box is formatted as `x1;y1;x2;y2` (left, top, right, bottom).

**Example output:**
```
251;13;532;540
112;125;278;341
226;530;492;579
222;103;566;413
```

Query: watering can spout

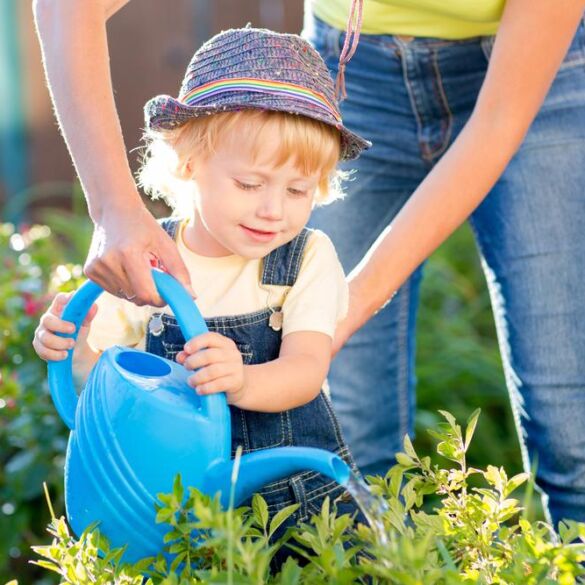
203;447;351;508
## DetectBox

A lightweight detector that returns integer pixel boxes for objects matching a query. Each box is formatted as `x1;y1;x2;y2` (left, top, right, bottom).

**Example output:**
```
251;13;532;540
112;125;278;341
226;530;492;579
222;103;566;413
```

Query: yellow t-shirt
87;221;348;352
309;0;504;39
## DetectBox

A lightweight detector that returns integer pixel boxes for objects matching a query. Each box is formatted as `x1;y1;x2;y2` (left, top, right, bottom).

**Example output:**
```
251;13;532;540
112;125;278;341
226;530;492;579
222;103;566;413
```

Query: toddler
33;27;370;561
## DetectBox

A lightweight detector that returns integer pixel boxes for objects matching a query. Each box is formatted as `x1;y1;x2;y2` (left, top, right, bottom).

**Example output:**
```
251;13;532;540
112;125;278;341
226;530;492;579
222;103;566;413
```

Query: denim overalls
145;218;361;536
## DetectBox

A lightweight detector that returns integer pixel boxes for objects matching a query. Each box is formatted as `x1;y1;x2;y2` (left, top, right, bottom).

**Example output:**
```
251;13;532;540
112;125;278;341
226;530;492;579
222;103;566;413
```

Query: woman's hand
33;293;98;361
85;205;195;307
176;332;246;405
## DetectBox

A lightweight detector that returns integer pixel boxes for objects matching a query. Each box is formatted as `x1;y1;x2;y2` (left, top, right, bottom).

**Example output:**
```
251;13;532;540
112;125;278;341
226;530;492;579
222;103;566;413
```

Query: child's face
186;125;320;258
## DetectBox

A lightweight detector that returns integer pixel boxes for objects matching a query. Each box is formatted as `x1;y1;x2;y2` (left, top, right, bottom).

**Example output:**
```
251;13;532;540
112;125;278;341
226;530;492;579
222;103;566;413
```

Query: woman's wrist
87;183;145;224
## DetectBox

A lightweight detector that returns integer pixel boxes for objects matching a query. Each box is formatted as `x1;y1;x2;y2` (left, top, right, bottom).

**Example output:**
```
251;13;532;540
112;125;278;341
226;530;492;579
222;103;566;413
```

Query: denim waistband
304;11;585;57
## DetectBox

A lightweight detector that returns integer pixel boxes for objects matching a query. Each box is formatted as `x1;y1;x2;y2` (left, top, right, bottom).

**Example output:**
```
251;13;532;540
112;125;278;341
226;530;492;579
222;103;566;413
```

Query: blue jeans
304;14;585;526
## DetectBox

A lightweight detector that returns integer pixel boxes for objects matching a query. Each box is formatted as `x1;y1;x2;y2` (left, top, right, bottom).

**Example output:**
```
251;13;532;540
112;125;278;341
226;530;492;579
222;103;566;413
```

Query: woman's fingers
156;231;196;299
84;228;131;298
84;206;194;307
122;251;161;306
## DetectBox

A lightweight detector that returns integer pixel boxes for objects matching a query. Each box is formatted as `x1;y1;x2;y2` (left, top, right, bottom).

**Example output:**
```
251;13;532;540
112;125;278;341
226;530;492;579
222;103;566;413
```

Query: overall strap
159;216;181;240
261;227;312;287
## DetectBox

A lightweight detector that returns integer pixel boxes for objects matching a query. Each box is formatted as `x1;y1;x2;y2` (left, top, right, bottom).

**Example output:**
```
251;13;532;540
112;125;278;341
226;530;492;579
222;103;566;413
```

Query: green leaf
277;557;302;584
464;408;481;450
395;452;416;467
252;493;269;529
268;503;300;539
173;473;184;504
504;472;530;497
438;410;458;431
403;434;418;459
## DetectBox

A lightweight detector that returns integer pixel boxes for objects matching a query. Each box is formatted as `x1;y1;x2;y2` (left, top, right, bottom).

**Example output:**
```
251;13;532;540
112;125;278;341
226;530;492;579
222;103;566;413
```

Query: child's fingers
32;336;69;362
39;347;70;362
184;332;234;354
36;329;75;352
182;348;229;371
189;375;235;395
188;363;232;387
49;292;73;317
40;312;76;335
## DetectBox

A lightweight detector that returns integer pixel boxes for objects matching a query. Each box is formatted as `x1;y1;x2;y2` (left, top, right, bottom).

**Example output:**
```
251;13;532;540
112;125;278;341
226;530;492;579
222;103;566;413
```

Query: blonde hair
137;110;345;216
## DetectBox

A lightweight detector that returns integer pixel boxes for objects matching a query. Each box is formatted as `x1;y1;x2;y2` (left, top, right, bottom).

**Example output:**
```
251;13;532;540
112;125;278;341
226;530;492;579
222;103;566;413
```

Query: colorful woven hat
144;27;370;161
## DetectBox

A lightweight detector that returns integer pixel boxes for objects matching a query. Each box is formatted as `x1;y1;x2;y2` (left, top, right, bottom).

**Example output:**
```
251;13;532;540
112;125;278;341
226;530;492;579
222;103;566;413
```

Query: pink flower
22;292;42;317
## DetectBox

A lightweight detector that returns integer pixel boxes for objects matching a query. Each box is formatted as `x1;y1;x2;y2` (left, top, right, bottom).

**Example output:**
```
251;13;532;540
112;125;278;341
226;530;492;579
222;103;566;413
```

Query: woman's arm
335;0;585;352
33;0;193;305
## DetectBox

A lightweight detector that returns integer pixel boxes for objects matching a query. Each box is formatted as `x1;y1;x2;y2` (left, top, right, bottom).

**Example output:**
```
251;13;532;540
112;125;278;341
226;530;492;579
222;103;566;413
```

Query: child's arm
33;292;101;385
177;331;331;412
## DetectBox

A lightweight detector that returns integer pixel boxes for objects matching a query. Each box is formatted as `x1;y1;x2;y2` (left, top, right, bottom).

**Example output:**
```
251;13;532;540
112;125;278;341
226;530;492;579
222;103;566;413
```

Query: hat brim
144;94;371;161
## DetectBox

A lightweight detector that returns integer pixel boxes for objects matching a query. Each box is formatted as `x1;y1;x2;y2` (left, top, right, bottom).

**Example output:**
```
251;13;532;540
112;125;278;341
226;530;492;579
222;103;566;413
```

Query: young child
33;27;370;557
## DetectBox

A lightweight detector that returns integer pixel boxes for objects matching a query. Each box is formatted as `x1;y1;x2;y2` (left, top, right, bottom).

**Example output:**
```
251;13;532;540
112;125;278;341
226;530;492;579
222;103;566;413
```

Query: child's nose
257;193;284;221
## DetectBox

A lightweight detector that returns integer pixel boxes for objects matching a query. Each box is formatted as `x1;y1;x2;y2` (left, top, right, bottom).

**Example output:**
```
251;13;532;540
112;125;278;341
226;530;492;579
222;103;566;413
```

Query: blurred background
0;1;523;583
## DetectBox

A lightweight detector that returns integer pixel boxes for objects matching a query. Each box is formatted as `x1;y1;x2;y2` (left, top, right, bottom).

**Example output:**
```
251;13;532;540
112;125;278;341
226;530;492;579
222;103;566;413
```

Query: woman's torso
308;0;505;39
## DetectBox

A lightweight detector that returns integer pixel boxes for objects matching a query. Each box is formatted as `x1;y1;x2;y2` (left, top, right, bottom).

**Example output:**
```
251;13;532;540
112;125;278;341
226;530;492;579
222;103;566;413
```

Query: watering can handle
47;269;226;430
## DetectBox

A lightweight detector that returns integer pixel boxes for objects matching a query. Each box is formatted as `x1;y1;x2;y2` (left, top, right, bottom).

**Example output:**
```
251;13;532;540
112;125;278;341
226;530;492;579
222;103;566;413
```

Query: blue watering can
47;270;351;562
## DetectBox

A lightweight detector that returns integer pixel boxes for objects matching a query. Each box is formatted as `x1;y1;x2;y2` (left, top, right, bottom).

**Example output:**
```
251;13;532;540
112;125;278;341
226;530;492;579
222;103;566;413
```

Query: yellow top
309;0;505;39
87;220;348;352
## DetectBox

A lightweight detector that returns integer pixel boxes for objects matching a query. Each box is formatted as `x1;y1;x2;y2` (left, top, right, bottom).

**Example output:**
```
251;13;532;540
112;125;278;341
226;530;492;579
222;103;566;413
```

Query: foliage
25;411;585;584
0;213;536;583
0;222;86;583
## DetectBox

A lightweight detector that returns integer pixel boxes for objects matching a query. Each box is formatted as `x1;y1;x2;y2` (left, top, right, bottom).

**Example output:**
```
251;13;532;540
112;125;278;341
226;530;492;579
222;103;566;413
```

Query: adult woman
33;0;585;526
304;0;585;531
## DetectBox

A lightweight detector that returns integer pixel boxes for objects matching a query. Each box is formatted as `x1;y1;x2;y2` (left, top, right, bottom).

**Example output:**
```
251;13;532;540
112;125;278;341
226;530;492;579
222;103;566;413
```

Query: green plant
0;223;86;584
27;411;585;584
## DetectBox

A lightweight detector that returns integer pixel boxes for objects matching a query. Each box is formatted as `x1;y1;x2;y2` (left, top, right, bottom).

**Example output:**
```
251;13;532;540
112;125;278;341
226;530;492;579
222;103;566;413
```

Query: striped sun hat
144;27;370;161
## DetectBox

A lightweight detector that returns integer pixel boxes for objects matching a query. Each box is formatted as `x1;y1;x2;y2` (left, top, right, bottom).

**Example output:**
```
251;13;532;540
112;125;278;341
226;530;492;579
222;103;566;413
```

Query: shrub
0;223;85;583
27;411;585;584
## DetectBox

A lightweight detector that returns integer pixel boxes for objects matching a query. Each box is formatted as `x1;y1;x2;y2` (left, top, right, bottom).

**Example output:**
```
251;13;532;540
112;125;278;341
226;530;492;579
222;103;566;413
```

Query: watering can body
64;346;230;558
48;270;350;563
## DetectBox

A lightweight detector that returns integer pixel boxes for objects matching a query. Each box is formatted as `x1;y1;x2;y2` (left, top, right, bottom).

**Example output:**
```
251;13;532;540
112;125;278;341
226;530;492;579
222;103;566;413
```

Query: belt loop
291;476;308;521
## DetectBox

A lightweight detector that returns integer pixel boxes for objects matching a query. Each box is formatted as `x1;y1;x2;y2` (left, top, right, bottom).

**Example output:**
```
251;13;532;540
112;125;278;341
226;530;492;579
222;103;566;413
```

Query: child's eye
287;187;308;197
235;180;260;191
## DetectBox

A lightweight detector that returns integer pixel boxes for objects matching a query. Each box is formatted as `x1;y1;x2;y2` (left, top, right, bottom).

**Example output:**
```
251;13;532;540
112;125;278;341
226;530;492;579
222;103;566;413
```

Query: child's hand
176;332;246;405
33;292;98;361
